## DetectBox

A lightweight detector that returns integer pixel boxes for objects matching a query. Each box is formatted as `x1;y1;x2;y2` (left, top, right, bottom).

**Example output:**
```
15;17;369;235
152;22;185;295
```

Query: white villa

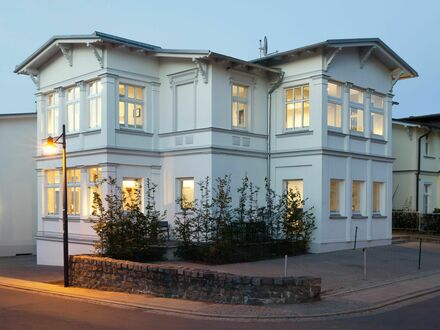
14;32;417;265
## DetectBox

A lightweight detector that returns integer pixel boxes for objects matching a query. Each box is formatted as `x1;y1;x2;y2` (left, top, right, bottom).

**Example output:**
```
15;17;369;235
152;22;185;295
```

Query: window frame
349;87;365;134
45;170;60;217
88;80;102;129
67;168;81;217
330;179;344;216
176;177;195;210
327;81;343;130
87;167;102;216
351;180;365;216
46;92;59;136
66;86;81;133
231;83;249;130
284;179;304;205
284;84;310;131
372;181;384;216
122;178;142;210
370;93;385;138
118;83;145;130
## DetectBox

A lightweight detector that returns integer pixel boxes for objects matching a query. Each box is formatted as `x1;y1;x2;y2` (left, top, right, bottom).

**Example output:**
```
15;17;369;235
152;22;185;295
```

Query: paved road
0;287;439;330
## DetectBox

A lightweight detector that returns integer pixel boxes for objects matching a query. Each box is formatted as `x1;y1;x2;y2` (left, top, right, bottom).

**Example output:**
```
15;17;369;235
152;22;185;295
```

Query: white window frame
47;93;59;136
119;83;144;129
285;85;310;130
350;107;364;133
349;87;365;134
87;167;102;216
330;179;344;216
176;177;195;210
45;170;60;217
372;181;384;216
370;93;385;138
423;183;431;214
352;180;365;216
327;81;343;130
231;83;249;130
66;86;80;133
67;168;81;217
88;80;102;129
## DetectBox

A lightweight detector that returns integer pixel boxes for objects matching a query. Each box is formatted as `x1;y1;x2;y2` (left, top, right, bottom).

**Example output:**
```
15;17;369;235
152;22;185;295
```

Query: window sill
83;129;101;136
116;128;153;137
328;129;345;137
277;129;313;137
43;216;60;221
370;136;387;144
66;132;80;138
424;155;436;160
231;127;249;133
372;214;387;219
349;133;367;141
68;217;81;222
330;214;347;219
352;214;368;219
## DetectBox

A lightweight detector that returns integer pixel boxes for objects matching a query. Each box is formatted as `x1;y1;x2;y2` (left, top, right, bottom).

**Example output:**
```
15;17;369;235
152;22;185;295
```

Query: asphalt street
0;286;439;330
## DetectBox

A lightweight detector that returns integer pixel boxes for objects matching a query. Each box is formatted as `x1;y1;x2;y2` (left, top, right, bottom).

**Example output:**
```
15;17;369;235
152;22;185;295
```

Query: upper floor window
327;82;342;129
350;108;364;133
350;88;364;105
88;81;102;129
119;84;144;129
231;84;248;129
66;86;80;133
67;169;81;216
47;93;59;136
285;85;309;129
46;170;60;216
371;94;384;109
371;112;384;136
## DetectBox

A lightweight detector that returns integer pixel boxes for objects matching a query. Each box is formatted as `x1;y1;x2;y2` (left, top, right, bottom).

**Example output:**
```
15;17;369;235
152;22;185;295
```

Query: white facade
0;113;37;256
15;32;417;264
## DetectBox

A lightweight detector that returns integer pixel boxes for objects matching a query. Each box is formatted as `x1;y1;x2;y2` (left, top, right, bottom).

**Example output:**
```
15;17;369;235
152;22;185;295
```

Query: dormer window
119;83;144;129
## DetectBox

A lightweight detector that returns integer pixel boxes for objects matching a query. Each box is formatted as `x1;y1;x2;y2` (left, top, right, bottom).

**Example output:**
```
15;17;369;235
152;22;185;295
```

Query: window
330;179;343;214
423;183;431;214
67;169;81;216
350;108;364;132
232;84;248;129
177;178;195;209
372;182;384;215
285;179;304;202
88;167;102;216
285;85;310;129
122;179;140;209
350;88;364;104
371;94;384;109
425;136;430;156
88;81;102;129
47;93;59;136
66;86;80;133
352;181;364;215
119;83;144;129
46;170;60;216
371;112;384;136
327;82;342;129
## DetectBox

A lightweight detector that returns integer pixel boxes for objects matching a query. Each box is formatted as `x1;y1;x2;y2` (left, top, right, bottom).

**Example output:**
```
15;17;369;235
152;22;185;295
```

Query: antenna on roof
259;36;268;57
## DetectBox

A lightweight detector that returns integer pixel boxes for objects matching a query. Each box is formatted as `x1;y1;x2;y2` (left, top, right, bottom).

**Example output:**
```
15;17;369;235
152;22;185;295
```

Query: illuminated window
46;170;60;216
66;86;80;133
372;182;384;215
327;82;342;98
88;167;102;216
371;112;384;136
352;181;364;215
119;83;144;129
350;88;364;104
232;84;248;129
285;179;304;203
47;93;59;136
67;169;81;216
285;85;309;129
330;179;343;214
327;82;342;128
177;178;195;209
122;178;140;209
350;108;364;132
371;94;384;109
88;80;102;129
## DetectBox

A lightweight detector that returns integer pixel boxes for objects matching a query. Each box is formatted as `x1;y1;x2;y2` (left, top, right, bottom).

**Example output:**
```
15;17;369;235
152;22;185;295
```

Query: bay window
177;178;195;209
285;85;309;129
66;86;80;133
232;84;248;129
88;167;102;216
119;83;144;129
47;93;59;136
327;82;342;129
46;170;60;216
88;81;102;129
67;169;80;216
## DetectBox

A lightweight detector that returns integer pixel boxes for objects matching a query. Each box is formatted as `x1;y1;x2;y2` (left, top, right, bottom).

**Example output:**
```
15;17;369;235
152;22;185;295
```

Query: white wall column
342;83;350;151
77;80;87;147
365;89;372;154
56;87;65;135
35;92;45;155
345;157;352;242
366;159;372;240
310;74;328;147
99;73;117;147
385;93;394;157
37;169;45;233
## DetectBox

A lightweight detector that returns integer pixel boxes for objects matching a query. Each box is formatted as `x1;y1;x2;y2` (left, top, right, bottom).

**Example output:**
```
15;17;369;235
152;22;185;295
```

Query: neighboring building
0;112;37;256
14;32;417;265
393;114;440;213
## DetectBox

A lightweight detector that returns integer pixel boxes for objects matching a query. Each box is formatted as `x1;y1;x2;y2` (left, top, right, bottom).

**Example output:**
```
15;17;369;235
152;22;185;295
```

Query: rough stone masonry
70;255;321;305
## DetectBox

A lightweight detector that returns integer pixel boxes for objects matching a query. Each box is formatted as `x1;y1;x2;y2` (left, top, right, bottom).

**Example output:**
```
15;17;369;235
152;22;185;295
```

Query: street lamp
44;124;69;287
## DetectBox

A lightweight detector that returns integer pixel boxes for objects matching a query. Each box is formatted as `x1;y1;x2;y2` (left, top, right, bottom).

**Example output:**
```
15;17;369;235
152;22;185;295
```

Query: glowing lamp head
43;136;58;154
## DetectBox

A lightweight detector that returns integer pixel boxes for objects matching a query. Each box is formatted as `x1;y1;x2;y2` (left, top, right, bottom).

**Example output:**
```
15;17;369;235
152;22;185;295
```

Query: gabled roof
15;31;280;76
252;38;418;80
393;113;440;129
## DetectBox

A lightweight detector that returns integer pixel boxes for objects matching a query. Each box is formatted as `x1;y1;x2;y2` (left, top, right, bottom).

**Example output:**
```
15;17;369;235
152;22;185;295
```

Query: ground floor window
122;178;140;209
352;180;365;215
284;179;304;203
372;182;384;215
46;170;60;216
423;183;431;214
88;167;102;215
67;169;81;216
330;179;343;215
177;178;195;209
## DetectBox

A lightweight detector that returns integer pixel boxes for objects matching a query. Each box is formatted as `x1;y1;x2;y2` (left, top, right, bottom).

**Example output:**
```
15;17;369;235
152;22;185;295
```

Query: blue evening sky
0;0;438;118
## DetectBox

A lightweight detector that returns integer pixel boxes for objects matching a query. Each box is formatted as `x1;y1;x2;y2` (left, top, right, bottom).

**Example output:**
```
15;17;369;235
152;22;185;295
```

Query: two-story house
15;32;417;265
393;114;440;213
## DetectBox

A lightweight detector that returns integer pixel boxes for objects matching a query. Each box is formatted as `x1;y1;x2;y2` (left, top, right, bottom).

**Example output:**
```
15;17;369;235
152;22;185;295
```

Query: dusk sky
0;0;438;118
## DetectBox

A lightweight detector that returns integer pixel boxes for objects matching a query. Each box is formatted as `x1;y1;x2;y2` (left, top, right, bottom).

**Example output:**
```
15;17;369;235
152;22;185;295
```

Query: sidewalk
0;270;439;320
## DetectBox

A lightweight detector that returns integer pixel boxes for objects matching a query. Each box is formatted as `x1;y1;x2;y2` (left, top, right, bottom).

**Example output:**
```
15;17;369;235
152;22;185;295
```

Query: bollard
284;255;288;277
418;238;422;270
363;248;367;280
354;226;358;249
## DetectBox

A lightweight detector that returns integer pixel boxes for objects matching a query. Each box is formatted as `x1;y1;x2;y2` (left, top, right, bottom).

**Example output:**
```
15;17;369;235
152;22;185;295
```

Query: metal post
62;124;69;287
354;226;358;249
284;255;288;277
363;248;367;280
418;238;422;270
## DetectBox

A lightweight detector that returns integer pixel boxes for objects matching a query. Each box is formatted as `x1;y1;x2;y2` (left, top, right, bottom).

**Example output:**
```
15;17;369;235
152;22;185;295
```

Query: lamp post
44;124;69;287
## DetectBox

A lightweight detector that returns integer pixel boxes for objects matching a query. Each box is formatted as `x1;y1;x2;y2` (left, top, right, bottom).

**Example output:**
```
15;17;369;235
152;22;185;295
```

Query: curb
0;279;440;321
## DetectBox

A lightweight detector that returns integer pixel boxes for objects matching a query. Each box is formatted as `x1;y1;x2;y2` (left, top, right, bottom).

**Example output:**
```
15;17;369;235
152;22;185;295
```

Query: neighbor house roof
393;113;440;129
251;38;418;80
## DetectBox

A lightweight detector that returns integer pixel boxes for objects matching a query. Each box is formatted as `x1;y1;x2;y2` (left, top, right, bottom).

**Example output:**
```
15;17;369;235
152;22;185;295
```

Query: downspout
267;71;284;181
416;127;432;212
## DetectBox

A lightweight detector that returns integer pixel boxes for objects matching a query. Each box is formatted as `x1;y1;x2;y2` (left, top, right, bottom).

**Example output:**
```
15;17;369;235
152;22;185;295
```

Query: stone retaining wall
70;255;321;305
